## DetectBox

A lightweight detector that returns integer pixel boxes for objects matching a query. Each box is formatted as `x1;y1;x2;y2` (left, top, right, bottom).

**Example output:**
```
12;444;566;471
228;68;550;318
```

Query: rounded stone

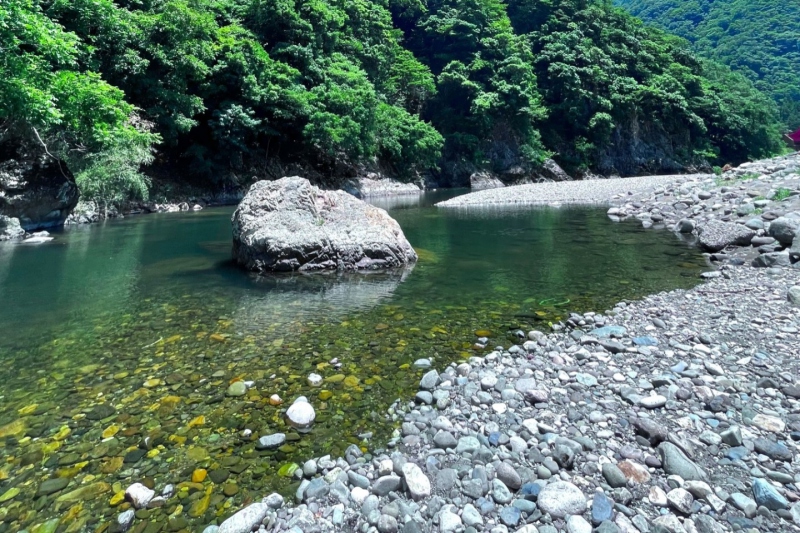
286;397;316;430
537;481;587;518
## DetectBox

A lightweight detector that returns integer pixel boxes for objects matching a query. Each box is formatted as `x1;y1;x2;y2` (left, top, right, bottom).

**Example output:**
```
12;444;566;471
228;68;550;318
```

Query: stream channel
0;190;708;532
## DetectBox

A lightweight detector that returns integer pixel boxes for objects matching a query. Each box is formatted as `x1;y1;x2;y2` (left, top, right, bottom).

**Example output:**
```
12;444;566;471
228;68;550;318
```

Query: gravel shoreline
435;175;710;208
117;154;800;533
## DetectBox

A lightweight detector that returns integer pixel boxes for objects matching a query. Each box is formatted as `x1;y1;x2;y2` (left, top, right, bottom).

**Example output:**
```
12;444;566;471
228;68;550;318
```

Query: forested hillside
617;0;800;131
0;0;785;205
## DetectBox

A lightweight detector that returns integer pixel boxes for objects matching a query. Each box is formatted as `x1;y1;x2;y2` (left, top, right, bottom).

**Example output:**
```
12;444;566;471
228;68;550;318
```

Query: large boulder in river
232;177;417;272
0;134;79;230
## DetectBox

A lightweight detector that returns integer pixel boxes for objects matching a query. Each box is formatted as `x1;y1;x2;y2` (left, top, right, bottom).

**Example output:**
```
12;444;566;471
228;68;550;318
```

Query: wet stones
36;478;69;497
86;404;116;421
125;483;154;509
255;433;286;450
285;397;315;431
226;381;247;397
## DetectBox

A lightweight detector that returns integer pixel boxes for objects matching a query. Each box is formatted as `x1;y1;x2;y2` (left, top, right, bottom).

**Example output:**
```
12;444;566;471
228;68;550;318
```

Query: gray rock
752;252;791;267
788;286;800;306
117;510;135;532
0;215;24;240
768;216;800;245
456;436;481;454
566;515;592;533
720;426;743;447
537;481;587;518
378;514;398;533
262;493;284;509
461;504;483;527
219;503;268;533
438;509;462;533
373;475;402;496
657;442;708;481
675;219;695;234
730;492;757;518
698;220;756;252
304;477;329;501
602;463;628;488
666;488;693;514
470;172;505;191
491;478;513;504
256;433;286;450
419;370;439;390
231;177;417;272
496;462;522;490
433;431;457;449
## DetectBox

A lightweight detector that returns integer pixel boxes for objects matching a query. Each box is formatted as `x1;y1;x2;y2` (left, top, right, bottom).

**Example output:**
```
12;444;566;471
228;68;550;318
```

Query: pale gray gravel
436;174;709;207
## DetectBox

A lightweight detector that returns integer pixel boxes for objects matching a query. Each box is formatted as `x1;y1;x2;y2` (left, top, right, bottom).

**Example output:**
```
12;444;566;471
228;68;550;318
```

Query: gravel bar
436;175;710;207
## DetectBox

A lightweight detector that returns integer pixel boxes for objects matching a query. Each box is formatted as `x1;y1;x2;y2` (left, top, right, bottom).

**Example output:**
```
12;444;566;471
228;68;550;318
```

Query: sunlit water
0;190;707;531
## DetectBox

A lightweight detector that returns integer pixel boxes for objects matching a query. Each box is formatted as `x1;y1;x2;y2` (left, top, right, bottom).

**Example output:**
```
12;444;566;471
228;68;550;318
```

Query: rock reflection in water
233;266;415;327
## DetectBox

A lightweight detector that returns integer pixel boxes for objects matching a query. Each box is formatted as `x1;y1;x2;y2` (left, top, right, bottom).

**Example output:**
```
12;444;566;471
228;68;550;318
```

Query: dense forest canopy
616;0;800;131
0;0;785;204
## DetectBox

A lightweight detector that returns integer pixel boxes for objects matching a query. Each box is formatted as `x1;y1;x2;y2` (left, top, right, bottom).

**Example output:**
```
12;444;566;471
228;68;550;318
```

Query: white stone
307;373;323;387
438;509;462;533
219;503;268;533
351;487;369;505
286;397;315;430
402;463;431;501
639;395;667;408
125;483;154;509
537;482;587;518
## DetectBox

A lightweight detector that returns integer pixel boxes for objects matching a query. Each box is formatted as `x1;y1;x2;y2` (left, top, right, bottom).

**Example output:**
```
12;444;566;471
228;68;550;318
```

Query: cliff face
0;133;79;230
595;121;706;176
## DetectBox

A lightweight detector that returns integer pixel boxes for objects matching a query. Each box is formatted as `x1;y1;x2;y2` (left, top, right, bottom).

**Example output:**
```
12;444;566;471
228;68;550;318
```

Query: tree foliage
617;0;800;130
0;0;786;198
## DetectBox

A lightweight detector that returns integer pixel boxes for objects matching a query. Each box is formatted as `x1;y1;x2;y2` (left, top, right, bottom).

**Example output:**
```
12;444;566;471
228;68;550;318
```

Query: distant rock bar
231;177;417;272
437;174;699;207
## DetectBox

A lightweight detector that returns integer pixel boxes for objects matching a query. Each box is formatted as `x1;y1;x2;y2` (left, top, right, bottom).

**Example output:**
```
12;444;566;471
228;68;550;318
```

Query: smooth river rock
218;503;268;533
537;481;587;518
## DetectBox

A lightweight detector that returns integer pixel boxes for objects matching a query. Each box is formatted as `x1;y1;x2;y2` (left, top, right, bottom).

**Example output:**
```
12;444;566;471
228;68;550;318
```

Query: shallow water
0;190;707;531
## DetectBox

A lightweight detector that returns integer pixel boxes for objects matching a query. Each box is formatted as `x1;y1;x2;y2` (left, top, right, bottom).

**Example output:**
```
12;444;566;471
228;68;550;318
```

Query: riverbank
169;155;800;533
195;258;800;533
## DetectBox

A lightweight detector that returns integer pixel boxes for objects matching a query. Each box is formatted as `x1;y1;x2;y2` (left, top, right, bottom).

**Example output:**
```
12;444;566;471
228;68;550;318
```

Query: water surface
0;190;707;531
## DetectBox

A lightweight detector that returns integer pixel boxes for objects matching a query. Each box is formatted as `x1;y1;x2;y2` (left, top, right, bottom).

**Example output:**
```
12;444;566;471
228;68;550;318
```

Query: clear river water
0;190;708;532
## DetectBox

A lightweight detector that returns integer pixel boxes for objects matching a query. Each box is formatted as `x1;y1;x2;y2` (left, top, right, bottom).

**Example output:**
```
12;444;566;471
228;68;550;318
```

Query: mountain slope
617;0;800;130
